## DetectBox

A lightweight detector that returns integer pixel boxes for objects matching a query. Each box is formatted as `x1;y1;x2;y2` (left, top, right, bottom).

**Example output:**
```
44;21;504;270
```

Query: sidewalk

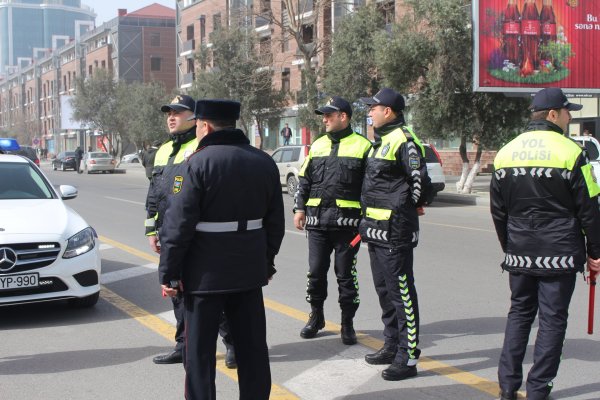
435;174;491;206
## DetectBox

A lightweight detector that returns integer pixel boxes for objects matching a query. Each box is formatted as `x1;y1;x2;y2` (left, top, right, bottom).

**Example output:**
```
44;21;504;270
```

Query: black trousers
173;294;233;353
306;229;360;311
183;288;270;400
368;244;420;366
498;273;576;400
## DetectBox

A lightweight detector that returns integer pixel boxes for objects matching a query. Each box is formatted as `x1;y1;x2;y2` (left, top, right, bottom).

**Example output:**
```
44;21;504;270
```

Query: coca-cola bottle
521;0;540;73
540;0;556;45
502;0;521;66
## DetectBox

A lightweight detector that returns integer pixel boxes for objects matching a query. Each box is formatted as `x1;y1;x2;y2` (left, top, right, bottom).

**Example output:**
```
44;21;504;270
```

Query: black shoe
225;344;237;369
498;390;517;400
381;363;417;381
341;322;357;345
365;345;397;365
153;350;183;364
300;307;325;339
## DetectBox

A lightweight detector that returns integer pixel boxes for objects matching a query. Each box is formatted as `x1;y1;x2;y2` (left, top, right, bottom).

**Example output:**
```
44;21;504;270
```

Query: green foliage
72;69;122;135
377;0;530;150
190;27;286;144
489;68;570;84
539;42;574;69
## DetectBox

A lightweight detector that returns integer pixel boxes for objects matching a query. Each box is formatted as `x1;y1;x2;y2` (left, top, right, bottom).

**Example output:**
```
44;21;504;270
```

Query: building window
187;58;194;74
282;69;290;93
186;25;194;41
213;13;222;30
89;65;93;75
200;15;206;44
101;60;106;69
151;57;162;71
150;32;161;46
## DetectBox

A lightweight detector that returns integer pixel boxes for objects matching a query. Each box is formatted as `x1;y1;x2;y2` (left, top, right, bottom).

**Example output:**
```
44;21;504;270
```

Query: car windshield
64;152;76;157
424;146;440;164
0;162;54;200
90;152;110;158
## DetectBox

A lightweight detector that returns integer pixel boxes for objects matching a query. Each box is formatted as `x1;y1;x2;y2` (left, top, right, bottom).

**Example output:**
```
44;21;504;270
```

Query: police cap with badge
161;95;196;113
360;88;405;113
315;96;353;118
187;99;241;121
529;87;583;112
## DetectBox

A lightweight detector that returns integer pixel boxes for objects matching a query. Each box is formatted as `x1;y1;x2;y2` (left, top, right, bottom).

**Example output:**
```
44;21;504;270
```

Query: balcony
180;39;196;57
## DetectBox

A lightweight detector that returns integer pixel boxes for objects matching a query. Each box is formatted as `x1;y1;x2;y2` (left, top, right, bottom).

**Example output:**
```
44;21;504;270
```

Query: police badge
381;143;390;157
409;156;420;169
173;176;184;194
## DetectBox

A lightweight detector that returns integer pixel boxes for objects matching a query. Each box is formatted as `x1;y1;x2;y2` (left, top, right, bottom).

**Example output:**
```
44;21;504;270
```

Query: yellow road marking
100;286;299;399
101;235;518;398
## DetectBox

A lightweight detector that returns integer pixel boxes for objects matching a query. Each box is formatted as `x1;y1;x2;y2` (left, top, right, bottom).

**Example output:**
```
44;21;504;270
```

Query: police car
0;138;101;307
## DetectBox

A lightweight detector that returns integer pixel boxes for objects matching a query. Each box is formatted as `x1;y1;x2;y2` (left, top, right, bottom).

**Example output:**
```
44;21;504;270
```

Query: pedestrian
144;95;237;368
281;123;292;145
491;87;600;400
358;88;433;381
293;96;372;344
74;146;83;173
141;140;161;181
158;99;285;400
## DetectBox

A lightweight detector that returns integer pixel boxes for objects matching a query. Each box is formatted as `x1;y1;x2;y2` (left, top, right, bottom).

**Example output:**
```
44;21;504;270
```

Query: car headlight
63;227;96;259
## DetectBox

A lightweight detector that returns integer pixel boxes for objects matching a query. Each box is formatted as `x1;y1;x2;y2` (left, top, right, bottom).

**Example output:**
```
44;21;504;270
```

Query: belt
195;219;263;232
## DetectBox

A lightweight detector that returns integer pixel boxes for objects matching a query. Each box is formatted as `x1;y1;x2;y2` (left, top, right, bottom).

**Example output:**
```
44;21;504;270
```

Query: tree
321;5;385;130
190;26;286;149
71;69;124;157
376;0;530;193
116;81;170;151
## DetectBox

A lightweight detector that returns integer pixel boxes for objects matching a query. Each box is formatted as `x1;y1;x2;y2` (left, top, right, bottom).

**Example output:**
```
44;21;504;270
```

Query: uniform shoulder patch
409;155;420;169
173;176;184;194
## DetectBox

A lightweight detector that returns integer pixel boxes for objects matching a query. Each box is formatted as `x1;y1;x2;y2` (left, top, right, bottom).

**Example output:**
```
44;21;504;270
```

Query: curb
435;191;490;207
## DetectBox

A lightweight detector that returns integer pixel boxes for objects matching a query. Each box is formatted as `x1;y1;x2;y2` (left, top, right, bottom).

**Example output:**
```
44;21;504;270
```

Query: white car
423;143;446;199
0;147;101;307
271;145;309;197
121;152;141;163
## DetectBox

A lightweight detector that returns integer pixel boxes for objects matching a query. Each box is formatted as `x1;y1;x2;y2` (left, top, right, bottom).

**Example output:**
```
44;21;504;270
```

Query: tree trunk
461;145;482;194
455;136;469;192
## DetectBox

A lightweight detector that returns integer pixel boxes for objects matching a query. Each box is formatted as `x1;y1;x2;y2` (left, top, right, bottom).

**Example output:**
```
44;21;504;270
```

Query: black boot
224;342;237;369
300;306;325;339
341;308;357;345
364;344;397;365
498;390;517;400
381;362;417;381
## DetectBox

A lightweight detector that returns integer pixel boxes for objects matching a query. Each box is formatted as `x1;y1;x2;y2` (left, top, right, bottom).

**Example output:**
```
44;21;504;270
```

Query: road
0;162;598;400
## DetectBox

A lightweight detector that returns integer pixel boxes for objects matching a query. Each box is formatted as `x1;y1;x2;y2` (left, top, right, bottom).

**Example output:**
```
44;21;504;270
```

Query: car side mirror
59;185;78;200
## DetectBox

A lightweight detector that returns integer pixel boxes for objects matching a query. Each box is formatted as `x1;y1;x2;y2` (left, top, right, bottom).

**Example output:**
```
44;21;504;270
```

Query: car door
271;149;285;184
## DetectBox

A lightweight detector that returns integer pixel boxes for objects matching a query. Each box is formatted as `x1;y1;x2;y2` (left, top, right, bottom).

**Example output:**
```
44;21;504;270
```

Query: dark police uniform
158;100;285;400
491;88;600;400
294;96;372;343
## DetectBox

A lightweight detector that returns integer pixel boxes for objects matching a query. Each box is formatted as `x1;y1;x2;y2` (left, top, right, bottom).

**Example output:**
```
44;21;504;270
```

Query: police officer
158;99;285;400
491;88;600;400
145;95;236;368
294;96;372;344
358;88;432;381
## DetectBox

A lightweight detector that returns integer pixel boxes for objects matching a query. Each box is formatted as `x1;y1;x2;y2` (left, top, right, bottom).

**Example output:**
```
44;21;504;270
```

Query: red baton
350;234;361;248
589;271;597;335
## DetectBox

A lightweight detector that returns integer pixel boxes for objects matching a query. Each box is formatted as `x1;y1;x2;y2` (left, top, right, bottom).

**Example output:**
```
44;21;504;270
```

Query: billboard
60;95;87;130
474;0;600;93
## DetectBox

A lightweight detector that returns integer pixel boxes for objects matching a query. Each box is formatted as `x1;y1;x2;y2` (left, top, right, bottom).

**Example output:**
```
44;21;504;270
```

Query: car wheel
61;162;66;171
68;291;99;308
132;159;139;163
287;175;298;197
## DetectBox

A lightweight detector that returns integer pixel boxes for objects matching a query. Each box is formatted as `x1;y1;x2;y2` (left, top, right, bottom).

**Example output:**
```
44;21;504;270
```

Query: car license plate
0;273;39;291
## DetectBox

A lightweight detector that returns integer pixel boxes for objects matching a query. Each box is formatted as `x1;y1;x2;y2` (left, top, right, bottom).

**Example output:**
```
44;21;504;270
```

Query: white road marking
101;263;157;284
104;196;145;206
283;346;379;399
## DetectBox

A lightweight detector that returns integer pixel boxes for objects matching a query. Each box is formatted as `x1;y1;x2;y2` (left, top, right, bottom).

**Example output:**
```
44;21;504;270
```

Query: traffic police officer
491;88;600;400
294;96;372;344
144;95;236;367
158;99;285;400
358;88;432;381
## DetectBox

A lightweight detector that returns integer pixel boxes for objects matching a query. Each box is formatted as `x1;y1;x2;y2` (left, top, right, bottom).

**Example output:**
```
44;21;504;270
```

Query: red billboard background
475;0;600;92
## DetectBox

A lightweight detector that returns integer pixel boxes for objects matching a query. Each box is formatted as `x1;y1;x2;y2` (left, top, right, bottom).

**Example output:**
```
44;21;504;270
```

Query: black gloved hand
267;254;277;279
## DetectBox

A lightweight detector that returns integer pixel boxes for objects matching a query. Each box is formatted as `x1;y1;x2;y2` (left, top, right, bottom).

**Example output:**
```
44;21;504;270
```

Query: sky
87;0;176;26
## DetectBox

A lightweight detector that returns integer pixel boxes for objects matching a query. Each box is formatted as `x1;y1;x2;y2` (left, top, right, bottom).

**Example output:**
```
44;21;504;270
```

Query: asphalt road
0;162;598;400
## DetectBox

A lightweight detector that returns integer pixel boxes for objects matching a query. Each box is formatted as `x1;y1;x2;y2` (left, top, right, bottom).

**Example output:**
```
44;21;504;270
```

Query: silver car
81;152;116;174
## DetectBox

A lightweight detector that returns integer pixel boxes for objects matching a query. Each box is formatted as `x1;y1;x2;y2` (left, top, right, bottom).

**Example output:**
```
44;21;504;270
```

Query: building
0;0;95;78
0;3;176;155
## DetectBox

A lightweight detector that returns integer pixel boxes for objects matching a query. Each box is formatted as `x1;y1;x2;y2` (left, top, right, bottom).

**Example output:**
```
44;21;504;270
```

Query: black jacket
491;119;600;275
158;128;285;293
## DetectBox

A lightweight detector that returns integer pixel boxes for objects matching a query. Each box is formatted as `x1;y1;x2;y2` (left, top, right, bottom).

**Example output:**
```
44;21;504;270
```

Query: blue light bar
0;138;20;151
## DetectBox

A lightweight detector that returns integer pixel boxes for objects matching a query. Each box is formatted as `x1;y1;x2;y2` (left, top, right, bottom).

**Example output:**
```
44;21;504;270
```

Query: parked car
423;143;446;199
271;145;309;197
52;151;77;171
0;139;101;307
6;145;40;166
121;152;141;163
572;135;600;180
81;152;117;174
